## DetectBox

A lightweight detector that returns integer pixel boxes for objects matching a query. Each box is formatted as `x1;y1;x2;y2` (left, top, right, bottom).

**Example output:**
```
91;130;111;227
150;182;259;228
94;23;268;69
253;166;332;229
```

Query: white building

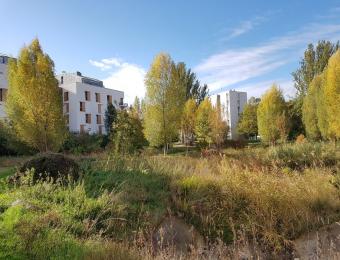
212;90;247;140
57;71;125;135
0;55;10;119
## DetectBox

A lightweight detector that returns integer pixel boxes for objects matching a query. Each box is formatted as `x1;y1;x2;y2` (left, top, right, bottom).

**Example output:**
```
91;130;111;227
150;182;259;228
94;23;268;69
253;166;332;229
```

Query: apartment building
57;71;125;135
212;90;247;140
0;55;9;119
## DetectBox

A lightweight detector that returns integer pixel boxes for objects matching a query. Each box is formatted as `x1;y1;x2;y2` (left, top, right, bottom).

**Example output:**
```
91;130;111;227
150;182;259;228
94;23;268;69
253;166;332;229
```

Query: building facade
212;90;247;140
0;55;9;119
57;72;125;135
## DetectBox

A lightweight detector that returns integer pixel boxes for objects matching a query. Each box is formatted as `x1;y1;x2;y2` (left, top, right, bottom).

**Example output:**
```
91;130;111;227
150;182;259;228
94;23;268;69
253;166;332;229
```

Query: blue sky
1;0;340;103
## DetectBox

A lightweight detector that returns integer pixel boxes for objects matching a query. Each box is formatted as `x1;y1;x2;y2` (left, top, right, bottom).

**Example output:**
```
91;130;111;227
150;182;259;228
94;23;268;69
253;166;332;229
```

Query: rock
152;216;204;254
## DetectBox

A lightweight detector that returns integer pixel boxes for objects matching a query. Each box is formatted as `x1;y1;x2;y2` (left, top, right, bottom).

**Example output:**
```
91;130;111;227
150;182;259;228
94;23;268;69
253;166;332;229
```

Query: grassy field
0;142;339;259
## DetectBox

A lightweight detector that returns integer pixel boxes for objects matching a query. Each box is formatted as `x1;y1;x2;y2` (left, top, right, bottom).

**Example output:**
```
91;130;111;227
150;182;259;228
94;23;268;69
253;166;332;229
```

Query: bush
62;132;107;154
12;153;80;184
265;142;337;170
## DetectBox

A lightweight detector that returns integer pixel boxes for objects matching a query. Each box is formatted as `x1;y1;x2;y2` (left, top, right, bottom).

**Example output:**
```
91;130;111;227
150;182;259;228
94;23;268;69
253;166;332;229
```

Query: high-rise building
212;90;247;140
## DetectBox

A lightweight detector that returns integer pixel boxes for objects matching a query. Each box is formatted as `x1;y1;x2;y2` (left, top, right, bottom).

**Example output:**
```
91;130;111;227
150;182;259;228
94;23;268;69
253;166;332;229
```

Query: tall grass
0;142;339;258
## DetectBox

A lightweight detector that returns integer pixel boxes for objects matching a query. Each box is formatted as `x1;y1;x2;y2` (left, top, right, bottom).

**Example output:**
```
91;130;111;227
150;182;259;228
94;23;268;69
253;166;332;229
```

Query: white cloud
223;16;267;41
89;57;146;105
196;22;340;93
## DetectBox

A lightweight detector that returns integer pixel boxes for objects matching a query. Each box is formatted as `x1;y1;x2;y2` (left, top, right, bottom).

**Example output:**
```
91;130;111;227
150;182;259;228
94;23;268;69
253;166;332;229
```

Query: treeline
237;40;340;144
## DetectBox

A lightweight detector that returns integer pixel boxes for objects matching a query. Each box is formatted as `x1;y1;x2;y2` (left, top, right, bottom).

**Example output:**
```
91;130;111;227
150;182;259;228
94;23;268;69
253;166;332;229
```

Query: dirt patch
293;222;340;259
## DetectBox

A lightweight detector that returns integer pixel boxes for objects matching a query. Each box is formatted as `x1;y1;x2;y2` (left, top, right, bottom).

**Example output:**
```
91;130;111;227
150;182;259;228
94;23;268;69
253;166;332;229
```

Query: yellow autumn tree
257;85;288;145
6;38;66;152
181;98;197;150
323;50;340;140
144;53;186;154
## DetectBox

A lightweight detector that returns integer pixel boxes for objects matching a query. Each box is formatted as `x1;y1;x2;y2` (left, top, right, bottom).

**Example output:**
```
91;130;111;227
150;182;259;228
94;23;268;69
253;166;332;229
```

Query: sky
1;0;340;103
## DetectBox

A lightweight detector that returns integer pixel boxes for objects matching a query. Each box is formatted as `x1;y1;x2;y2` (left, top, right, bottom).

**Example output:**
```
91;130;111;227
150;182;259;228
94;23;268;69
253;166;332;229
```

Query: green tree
144;53;186;154
195;98;214;148
181;98;197;150
104;103;117;135
112;110;146;154
210;98;228;149
131;96;142;119
257;85;287;145
173;62;208;104
6;38;66;152
302;75;322;140
323;50;340;140
237;98;259;139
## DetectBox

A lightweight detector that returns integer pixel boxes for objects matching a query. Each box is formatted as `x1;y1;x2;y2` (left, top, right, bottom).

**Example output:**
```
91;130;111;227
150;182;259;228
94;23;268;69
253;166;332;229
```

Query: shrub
13;153;80;184
62;132;107;154
265;142;337;170
295;134;306;144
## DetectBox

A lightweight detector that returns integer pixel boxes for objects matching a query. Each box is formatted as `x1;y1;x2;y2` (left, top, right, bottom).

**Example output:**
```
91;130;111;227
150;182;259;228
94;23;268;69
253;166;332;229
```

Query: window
64;103;69;113
96;115;102;124
80;124;85;134
85;91;91;101
98;104;102;113
0;89;7;102
119;97;123;105
98;125;103;135
64;91;69;101
65;114;69;124
95;93;100;102
61;76;64;84
107;95;112;104
80;102;85;112
85;114;91;124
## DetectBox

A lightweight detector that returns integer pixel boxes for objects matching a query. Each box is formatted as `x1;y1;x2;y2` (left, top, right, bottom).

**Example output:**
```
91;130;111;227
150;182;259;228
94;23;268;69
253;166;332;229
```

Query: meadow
0;142;339;259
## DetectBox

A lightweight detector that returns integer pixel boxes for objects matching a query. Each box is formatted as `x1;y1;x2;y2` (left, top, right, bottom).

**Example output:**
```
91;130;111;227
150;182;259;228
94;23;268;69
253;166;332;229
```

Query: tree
257;85;287;145
237;98;259;139
144;53;186;154
302;75;322;140
323;50;340;140
210;98;228;149
112;110;146;154
195;98;214;148
6;38;66;152
104;103;117;135
131;96;142;119
173;62;208;104
181;98;197;150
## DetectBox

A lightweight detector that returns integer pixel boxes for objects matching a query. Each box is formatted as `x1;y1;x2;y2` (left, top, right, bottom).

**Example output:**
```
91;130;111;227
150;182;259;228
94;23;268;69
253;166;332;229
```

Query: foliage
210;98;228;149
237;101;258;139
12;153;80;184
181;98;197;147
104;103;117;135
173;62;208;104
257;85;288;144
62;132;106;154
292;40;339;99
0;121;35;155
144;53;186;153
302;75;322;140
112;110;147;154
195;98;214;148
6;38;66;152
323;50;340;139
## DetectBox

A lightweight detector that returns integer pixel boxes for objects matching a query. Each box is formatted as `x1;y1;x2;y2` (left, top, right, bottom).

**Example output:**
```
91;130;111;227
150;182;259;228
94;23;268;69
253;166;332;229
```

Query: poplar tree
323;50;340;140
181;98;197;149
211;97;228;149
302;75;322;140
237;100;259;139
6;38;66;152
195;98;214;148
257;85;287;145
144;53;186;154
